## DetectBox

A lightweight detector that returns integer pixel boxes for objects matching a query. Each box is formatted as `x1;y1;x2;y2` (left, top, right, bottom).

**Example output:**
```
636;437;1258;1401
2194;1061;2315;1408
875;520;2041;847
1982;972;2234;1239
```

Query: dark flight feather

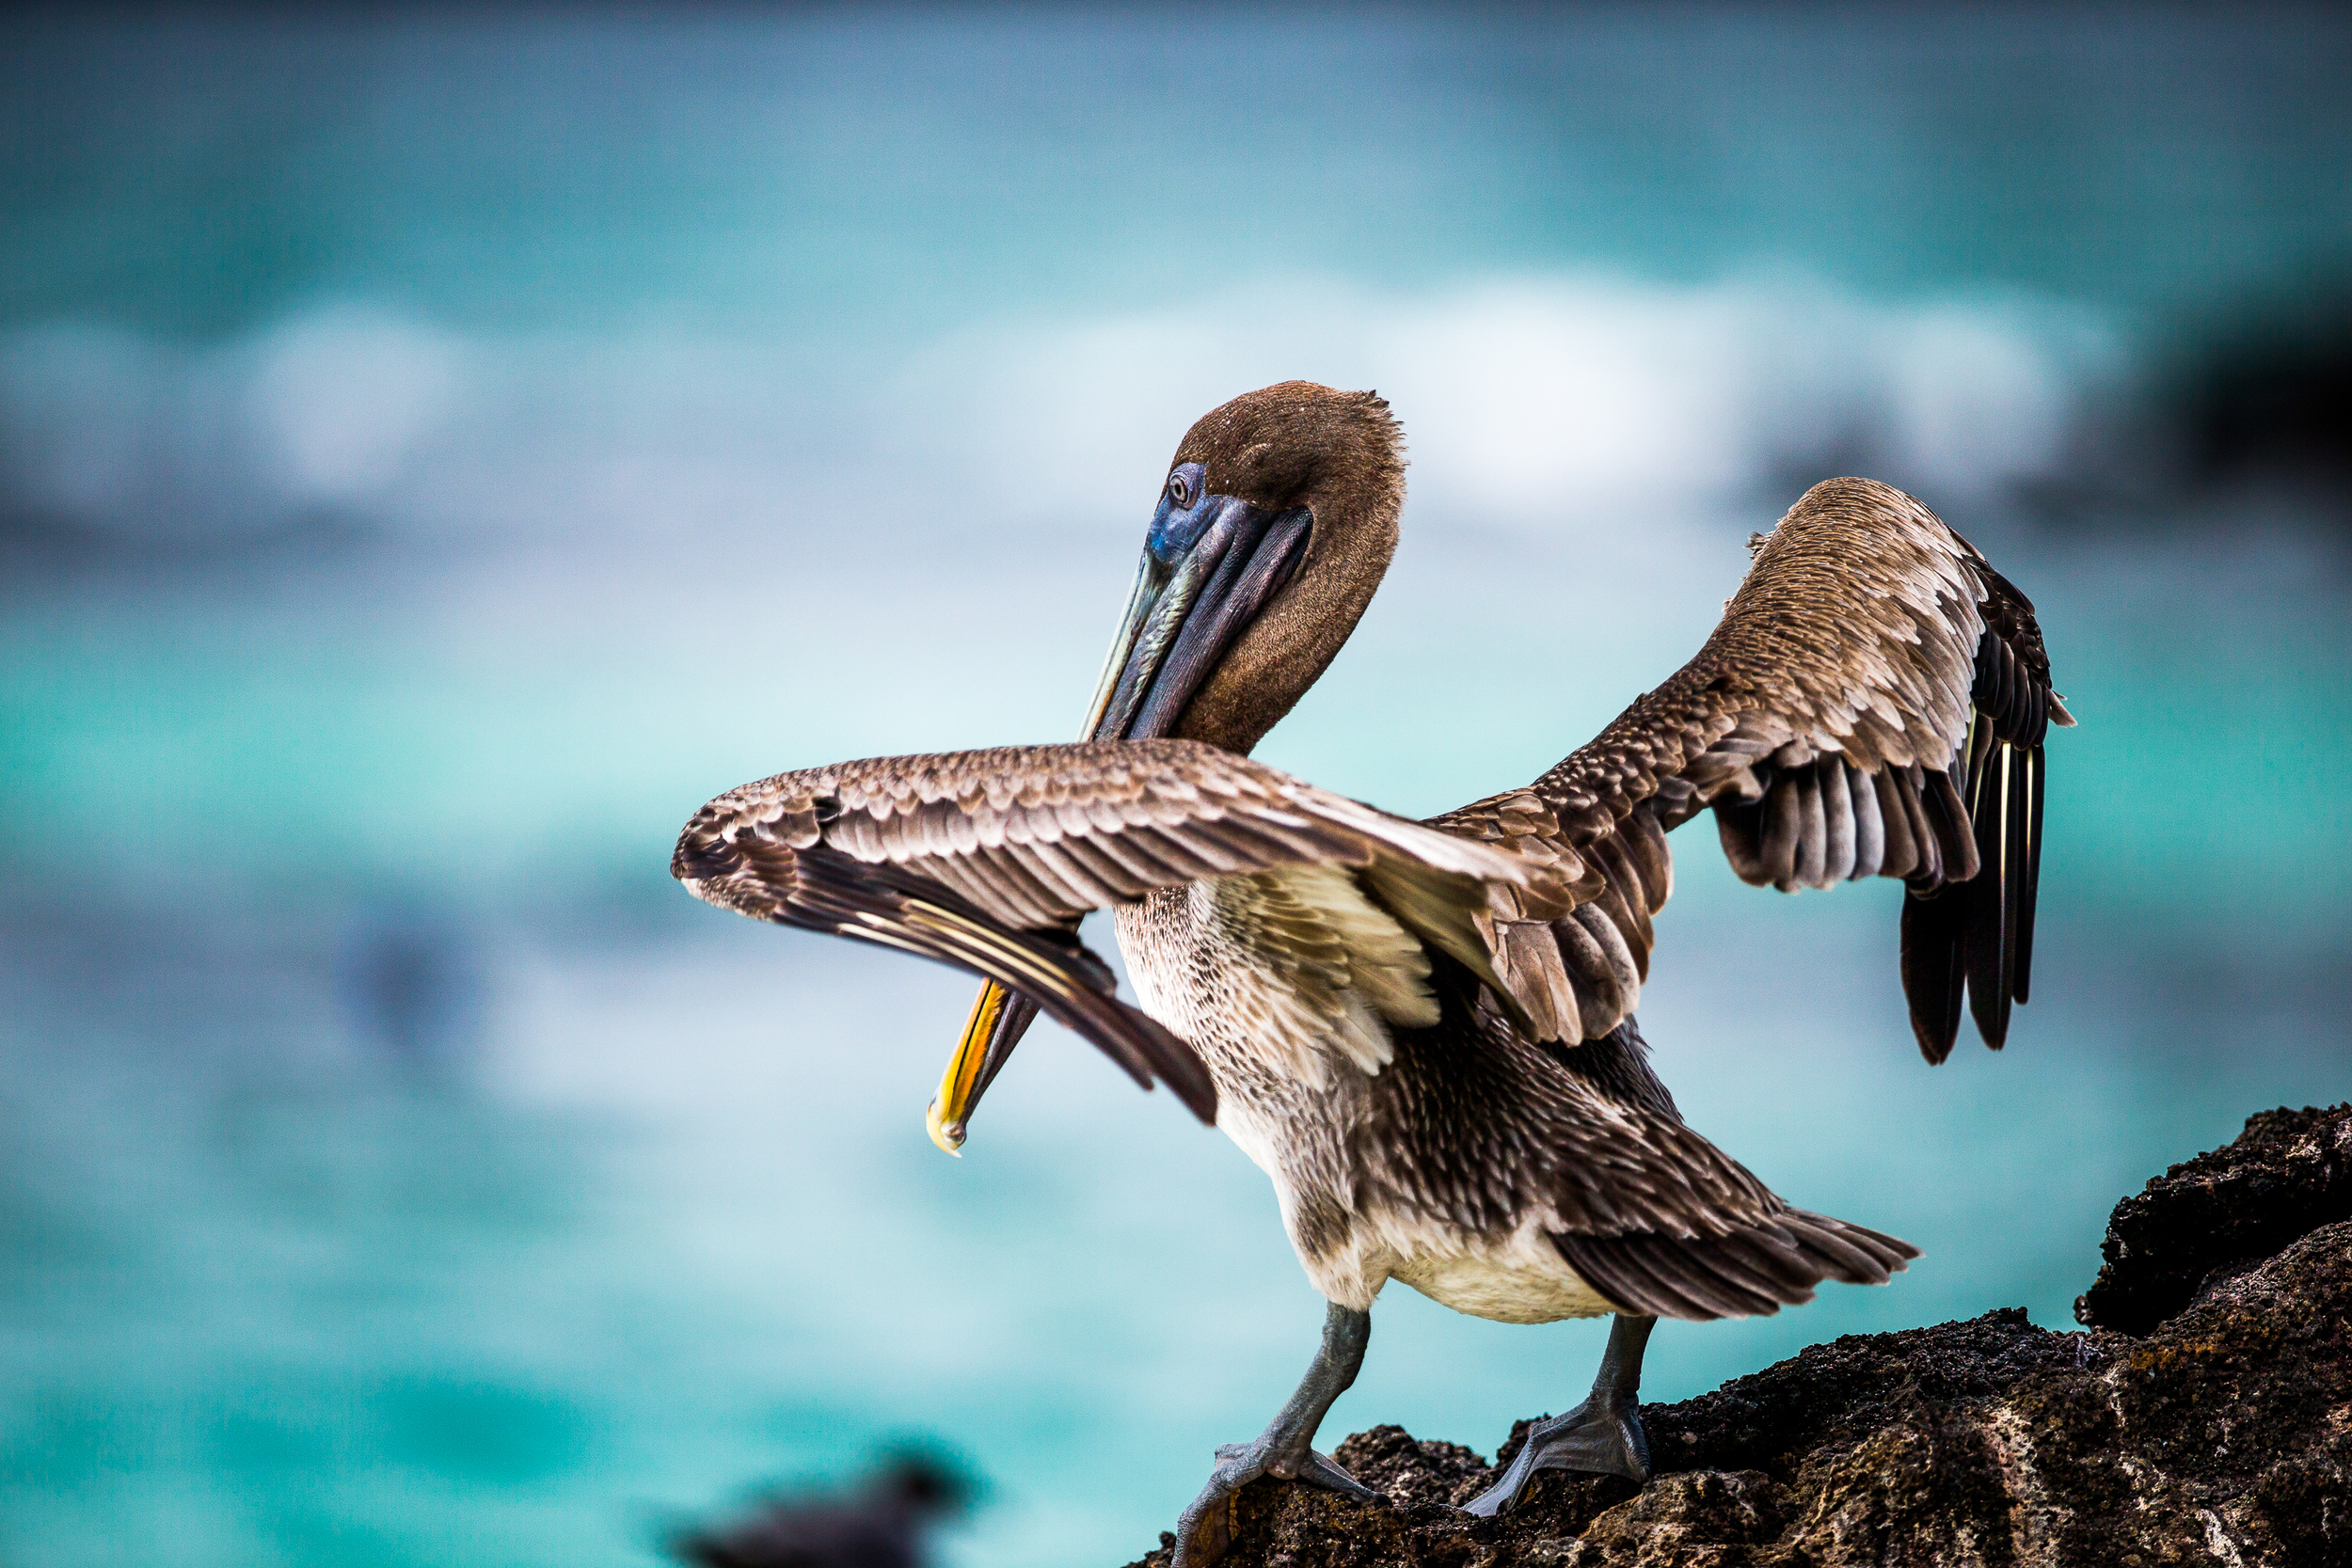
1899;881;1969;1064
1554;1208;1917;1323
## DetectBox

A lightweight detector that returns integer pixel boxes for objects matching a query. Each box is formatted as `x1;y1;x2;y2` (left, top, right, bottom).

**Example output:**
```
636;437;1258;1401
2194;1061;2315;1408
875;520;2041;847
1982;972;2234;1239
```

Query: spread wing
1434;477;2074;1063
673;736;1575;1122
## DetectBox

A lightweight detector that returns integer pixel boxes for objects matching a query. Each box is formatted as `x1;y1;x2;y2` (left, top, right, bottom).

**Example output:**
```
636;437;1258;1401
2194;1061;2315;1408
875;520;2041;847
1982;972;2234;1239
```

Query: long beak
1086;499;1313;745
926;495;1310;1153
926;979;1041;1153
1079;556;1162;745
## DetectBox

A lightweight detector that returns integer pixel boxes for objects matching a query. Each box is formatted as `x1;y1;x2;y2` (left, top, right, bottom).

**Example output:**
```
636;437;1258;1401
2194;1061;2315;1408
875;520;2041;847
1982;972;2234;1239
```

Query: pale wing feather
688;738;1568;929
1204;863;1438;1085
675;737;1580;1110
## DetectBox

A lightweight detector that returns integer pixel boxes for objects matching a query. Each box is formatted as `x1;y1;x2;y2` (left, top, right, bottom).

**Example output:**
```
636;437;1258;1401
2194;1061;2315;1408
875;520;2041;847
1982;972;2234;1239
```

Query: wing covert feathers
1437;477;2070;1061
673;738;1575;1115
674;804;1219;1122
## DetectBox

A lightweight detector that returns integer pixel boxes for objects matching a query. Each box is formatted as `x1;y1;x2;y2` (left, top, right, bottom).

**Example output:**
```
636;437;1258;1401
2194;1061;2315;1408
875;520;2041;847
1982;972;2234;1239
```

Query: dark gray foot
1171;1301;1376;1567
1458;1395;1648;1515
1172;1433;1379;1566
1461;1312;1656;1517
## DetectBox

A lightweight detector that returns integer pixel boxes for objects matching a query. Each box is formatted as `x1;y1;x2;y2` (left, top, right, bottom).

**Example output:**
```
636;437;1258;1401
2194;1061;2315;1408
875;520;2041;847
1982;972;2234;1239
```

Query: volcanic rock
1120;1103;2352;1568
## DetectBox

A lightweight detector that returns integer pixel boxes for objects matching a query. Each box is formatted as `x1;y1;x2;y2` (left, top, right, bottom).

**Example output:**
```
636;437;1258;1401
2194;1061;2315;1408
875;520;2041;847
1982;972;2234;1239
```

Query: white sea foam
916;277;2115;525
0;277;2115;550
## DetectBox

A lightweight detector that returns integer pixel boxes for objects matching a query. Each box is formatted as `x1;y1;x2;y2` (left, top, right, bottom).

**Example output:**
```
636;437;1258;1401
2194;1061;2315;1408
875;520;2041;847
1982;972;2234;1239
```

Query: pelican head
927;381;1406;1152
1087;381;1406;753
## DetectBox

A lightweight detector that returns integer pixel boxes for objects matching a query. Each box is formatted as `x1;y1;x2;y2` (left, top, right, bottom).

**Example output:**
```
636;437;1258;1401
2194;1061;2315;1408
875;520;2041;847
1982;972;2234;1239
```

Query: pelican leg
1460;1313;1655;1516
1172;1300;1380;1567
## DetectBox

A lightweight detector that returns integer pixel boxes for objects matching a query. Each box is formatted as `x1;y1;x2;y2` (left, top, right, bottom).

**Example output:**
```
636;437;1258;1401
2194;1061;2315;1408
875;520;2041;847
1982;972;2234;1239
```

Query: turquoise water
3;9;2349;1567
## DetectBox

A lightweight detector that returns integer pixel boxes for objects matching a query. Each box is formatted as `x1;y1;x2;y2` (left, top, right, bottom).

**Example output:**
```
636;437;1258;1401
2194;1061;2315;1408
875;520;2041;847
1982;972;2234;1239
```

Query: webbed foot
1458;1394;1648;1516
1461;1312;1657;1516
1173;1433;1380;1566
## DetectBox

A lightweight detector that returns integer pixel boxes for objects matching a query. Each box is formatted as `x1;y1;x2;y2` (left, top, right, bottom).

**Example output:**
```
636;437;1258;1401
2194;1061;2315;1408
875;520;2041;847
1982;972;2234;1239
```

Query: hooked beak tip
925;1096;966;1156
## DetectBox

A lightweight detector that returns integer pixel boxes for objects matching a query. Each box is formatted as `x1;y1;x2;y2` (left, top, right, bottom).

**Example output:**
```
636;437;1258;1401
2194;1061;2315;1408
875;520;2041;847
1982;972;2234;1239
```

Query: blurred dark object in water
2174;286;2352;495
672;1453;971;1568
336;908;485;1069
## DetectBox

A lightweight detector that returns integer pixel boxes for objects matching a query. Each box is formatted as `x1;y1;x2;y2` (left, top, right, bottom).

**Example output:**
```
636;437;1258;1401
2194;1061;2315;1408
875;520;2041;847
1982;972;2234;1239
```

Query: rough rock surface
1120;1104;2352;1568
2076;1102;2352;1336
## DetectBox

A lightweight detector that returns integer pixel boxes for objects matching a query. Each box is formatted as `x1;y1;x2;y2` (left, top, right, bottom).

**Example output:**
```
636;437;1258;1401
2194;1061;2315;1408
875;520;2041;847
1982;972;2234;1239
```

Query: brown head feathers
1165;383;1406;756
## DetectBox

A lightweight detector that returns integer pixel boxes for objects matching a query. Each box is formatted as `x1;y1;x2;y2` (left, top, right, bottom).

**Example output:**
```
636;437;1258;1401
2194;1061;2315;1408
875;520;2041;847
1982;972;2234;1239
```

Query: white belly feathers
1385;1227;1618;1323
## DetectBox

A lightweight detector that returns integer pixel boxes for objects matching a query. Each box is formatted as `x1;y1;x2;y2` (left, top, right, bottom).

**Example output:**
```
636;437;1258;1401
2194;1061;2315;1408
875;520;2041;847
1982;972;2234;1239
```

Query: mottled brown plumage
670;385;2068;1298
672;736;1570;1122
671;383;2070;1559
1438;477;2073;1061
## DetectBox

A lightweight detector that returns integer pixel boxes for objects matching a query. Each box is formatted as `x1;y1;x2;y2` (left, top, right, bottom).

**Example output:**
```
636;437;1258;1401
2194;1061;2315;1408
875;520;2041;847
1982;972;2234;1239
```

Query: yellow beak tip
925;1097;966;1157
930;980;1006;1158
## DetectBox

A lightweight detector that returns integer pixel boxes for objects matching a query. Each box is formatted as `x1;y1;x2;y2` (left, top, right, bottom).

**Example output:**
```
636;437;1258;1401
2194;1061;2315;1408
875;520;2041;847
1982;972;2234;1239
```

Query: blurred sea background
2;6;2347;1565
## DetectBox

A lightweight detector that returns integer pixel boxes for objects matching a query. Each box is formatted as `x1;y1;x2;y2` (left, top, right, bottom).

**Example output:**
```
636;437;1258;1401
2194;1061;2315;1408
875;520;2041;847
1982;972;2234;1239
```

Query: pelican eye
1147;462;1215;562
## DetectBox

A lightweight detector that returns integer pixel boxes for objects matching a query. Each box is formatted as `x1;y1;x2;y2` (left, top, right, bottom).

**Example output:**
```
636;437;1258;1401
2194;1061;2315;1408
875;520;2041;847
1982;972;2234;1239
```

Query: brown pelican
672;383;2071;1565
